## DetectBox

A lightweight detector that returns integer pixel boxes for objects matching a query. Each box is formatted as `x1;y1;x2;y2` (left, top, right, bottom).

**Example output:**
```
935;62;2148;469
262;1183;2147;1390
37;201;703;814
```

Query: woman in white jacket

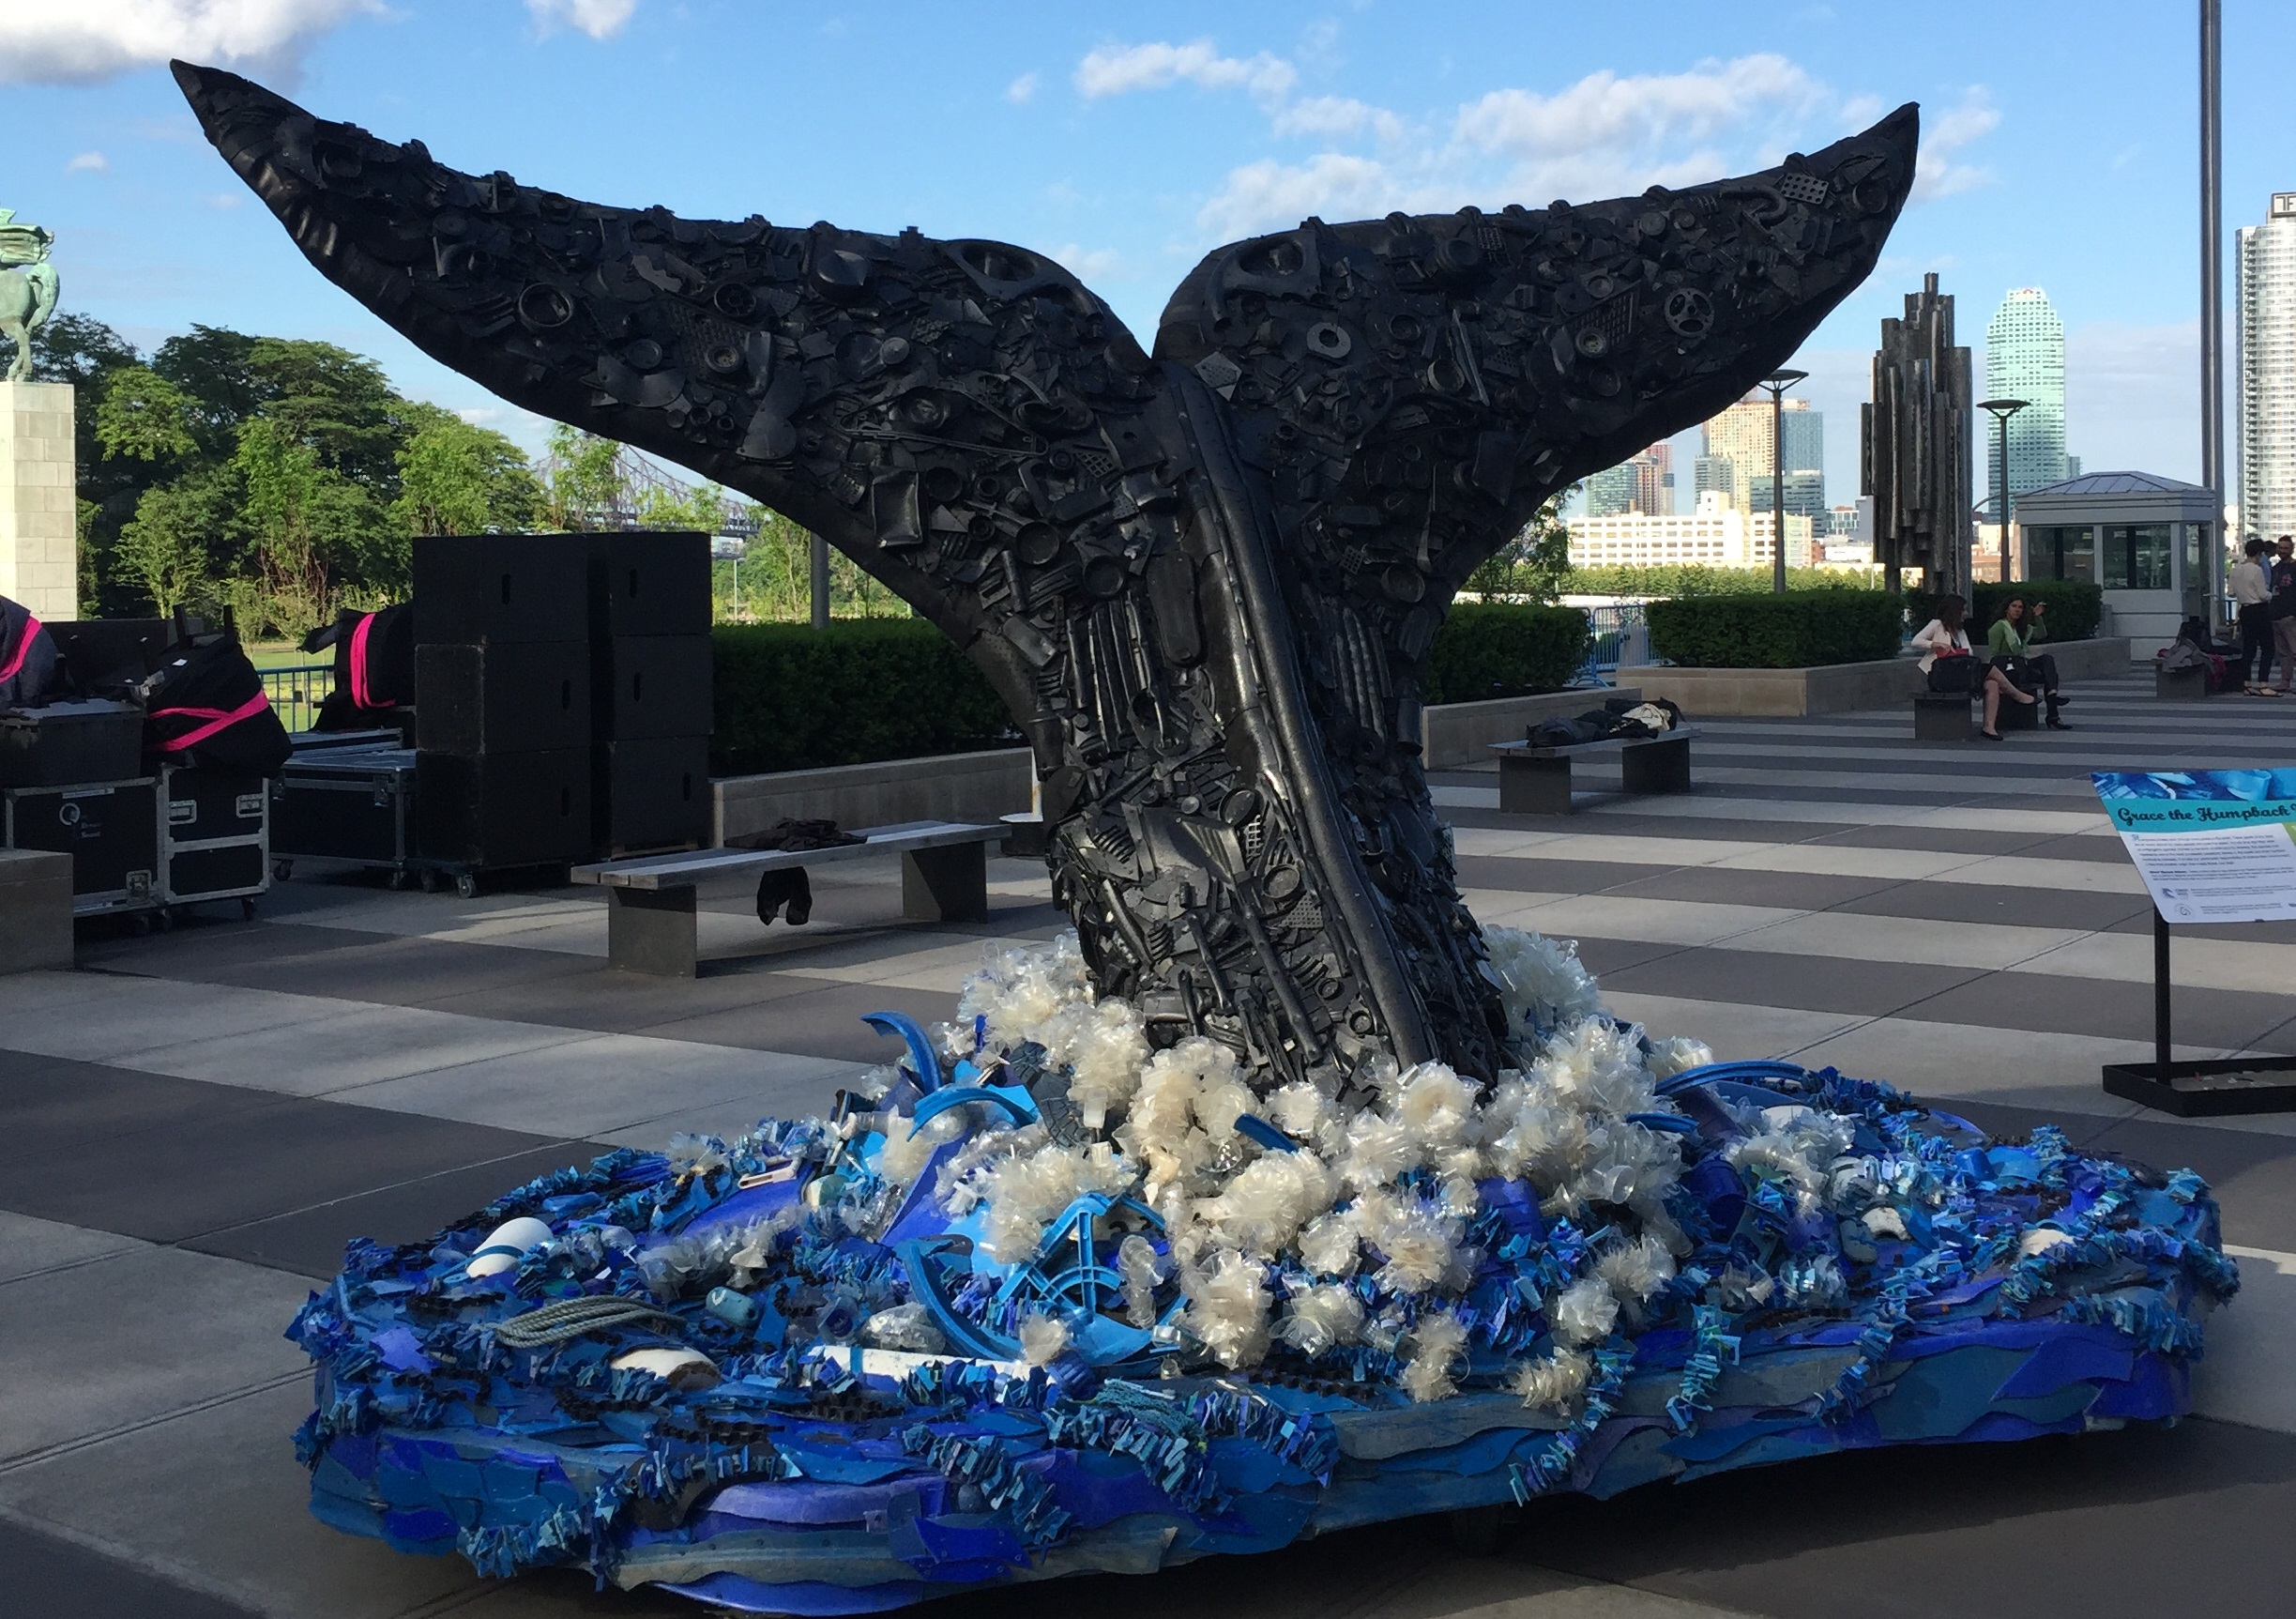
1910;595;2033;741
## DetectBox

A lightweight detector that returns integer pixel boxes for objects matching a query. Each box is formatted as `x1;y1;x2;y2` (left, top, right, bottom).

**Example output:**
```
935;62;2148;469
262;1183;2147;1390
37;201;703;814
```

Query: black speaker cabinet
418;750;590;868
594;634;713;741
593;736;710;855
414;534;589;646
414;641;590;755
587;531;711;639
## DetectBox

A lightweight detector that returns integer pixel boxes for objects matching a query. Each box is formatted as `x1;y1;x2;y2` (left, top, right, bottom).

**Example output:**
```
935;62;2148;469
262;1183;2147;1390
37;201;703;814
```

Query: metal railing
1583;603;1647;678
260;663;337;730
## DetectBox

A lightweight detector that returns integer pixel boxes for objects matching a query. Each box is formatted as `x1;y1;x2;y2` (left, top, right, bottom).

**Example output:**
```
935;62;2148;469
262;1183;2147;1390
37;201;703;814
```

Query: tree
116;466;235;616
94;368;198;466
1464;493;1574;603
540;424;630;529
391;409;540;535
25;312;138;391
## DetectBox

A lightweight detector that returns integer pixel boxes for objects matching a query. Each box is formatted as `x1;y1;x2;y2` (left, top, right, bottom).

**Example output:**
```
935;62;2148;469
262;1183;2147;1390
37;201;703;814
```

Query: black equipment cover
144;632;294;775
305;604;415;730
0;596;60;710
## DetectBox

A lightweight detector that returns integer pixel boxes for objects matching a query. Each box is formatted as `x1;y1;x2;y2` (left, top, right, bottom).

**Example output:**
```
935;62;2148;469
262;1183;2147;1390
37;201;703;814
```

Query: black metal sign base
2103;906;2296;1115
2103;1056;2296;1117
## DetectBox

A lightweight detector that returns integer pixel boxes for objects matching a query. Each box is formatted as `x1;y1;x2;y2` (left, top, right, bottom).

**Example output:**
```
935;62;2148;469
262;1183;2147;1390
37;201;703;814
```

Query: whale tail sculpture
174;61;1914;1095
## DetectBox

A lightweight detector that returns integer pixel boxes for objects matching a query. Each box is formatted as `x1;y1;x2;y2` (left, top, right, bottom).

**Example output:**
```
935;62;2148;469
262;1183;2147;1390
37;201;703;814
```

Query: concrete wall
1618;636;2131;717
1420;687;1642;769
0;848;72;972
0;381;78;620
714;747;1033;844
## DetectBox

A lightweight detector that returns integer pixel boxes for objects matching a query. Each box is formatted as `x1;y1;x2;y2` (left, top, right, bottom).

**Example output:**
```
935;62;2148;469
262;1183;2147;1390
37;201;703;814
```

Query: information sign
2093;770;2296;924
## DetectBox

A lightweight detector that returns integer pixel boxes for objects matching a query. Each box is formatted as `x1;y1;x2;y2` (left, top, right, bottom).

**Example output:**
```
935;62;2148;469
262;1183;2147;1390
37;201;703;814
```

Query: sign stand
2093;771;2296;1111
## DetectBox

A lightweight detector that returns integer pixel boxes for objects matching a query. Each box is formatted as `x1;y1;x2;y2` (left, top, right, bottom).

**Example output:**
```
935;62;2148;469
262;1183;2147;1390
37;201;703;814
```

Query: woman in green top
1986;596;2068;728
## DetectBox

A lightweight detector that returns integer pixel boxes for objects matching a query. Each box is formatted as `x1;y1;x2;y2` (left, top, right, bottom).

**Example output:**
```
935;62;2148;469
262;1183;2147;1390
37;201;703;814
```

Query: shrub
711;620;1017;775
1424;603;1591;703
1906;580;2105;642
1561;564;1888;598
1646;589;1906;668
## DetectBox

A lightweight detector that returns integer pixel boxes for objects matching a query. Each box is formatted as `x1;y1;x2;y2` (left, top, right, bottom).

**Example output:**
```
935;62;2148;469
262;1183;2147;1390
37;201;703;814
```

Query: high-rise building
2239;193;2296;541
1583;443;1673;517
1984;287;2069;524
1694;453;1737;508
1750;469;1828;519
1702;396;1817;515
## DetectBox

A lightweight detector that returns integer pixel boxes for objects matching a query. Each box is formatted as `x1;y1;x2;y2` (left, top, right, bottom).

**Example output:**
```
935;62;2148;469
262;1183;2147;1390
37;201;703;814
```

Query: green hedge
1905;581;2105;642
1562;564;1888;598
711;620;1017;775
1423;603;1592;704
1646;589;1906;668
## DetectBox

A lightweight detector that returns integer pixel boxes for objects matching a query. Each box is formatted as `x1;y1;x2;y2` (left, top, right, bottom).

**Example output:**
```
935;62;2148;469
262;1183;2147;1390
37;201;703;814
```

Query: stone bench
0;848;72;971
571;820;1004;977
1490;728;1697;816
1912;691;1976;741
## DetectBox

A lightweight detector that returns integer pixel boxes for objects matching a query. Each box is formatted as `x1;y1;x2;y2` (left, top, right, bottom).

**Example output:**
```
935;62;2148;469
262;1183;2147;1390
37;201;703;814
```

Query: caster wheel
386;870;410;892
240;897;258;920
271;859;294;882
454;872;479;900
150;909;173;933
418;868;441;894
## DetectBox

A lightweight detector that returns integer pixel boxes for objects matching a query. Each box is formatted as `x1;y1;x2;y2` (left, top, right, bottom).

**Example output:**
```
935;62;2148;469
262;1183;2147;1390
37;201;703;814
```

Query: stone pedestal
0;380;78;619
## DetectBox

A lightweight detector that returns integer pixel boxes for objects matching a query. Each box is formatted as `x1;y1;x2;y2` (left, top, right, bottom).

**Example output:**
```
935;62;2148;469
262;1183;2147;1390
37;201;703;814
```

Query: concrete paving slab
2202;1247;2296;1435
0;1243;309;1466
0;1380;486;1619
0;1210;145;1286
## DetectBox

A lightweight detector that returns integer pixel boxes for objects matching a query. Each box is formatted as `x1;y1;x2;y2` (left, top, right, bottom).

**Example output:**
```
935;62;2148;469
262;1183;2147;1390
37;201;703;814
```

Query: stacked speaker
586;533;712;855
409;532;712;875
412;534;593;869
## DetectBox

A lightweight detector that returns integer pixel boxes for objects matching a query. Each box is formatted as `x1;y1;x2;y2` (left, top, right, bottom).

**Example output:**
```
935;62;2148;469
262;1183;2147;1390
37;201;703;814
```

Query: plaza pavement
5;668;2296;1617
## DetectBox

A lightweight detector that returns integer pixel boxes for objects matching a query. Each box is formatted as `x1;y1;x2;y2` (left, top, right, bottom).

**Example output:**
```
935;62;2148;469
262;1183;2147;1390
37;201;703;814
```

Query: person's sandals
1980;727;2004;741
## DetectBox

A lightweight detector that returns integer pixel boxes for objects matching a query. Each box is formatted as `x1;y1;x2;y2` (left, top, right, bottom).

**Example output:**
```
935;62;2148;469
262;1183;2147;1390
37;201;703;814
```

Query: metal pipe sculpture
1862;271;1974;597
176;62;1913;1100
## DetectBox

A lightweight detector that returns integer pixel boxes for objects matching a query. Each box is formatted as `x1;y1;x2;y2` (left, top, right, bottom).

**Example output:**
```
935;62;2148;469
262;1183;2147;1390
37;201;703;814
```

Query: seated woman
1912;593;2034;741
1986;594;2069;728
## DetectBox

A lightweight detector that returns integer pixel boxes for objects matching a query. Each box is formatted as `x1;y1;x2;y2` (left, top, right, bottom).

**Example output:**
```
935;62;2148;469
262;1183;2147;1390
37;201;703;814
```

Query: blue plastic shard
862;1012;944;1092
1233;1114;1297;1153
909;1084;1039;1135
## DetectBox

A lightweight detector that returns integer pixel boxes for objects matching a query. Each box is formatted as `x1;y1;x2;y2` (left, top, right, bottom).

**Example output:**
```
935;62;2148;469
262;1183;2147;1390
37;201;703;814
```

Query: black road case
5;776;160;916
160;762;269;911
272;747;418;878
0;700;144;787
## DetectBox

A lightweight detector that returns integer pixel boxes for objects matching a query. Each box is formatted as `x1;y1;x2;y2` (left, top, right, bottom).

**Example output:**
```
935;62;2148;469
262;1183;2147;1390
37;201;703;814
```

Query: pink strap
0;613;42;681
152;691;270;753
348;612;393;709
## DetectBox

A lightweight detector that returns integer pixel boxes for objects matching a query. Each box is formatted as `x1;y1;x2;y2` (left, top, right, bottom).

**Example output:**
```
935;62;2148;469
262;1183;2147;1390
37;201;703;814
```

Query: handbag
1925;650;1984;695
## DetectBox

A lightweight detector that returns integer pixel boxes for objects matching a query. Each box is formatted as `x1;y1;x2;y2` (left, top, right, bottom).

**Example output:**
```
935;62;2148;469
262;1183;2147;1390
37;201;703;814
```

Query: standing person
2269;536;2296;695
1912;593;2034;741
1987;595;2070;728
2232;537;2274;695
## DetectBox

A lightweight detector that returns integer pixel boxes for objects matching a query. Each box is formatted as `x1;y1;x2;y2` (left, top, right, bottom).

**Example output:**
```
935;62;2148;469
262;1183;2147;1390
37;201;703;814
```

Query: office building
1702;396;1818;516
1568;490;1816;570
1584;460;1638;517
2239;193;2296;542
1748;469;1828;520
1583;442;1674;517
1984;287;2069;523
1694;453;1737;508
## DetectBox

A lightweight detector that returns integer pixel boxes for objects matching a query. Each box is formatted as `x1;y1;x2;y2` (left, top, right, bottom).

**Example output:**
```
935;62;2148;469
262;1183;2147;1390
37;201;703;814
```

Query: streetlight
1756;369;1808;593
1977;398;2029;583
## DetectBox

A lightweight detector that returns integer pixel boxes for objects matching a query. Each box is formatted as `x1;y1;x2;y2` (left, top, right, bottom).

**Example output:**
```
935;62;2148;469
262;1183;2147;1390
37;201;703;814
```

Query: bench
571;819;1005;977
1489;727;1697;816
2157;662;2211;702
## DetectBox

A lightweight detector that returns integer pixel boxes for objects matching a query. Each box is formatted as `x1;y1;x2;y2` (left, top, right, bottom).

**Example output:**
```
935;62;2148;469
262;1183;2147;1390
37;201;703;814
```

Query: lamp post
2201;0;2226;626
1978;398;2029;582
1757;368;1808;592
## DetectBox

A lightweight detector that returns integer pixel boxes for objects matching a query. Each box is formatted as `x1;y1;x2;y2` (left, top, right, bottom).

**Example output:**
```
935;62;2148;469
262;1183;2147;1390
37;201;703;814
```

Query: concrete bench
1490;727;1697;816
2156;663;2211;702
571;820;1004;977
0;848;72;971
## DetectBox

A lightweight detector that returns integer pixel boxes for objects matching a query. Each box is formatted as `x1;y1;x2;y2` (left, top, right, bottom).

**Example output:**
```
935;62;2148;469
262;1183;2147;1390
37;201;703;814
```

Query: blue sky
4;0;2289;509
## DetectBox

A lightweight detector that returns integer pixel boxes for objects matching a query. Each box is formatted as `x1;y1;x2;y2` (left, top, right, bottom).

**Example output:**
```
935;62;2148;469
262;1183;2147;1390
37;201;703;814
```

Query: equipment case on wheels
159;762;270;915
271;746;420;884
4;776;161;917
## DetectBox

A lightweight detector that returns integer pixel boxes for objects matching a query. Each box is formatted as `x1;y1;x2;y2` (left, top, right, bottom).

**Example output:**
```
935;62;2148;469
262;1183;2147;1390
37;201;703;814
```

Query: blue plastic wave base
285;1059;2234;1613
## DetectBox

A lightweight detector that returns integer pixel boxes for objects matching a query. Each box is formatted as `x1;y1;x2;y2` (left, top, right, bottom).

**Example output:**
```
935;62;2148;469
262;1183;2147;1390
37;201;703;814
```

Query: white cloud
1197;153;1413;240
1042;242;1120;281
1911;87;1999;202
65;150;110;175
1453;53;1826;194
0;1;381;86
1075;39;1296;105
1272;95;1404;144
1005;70;1039;104
525;0;636;39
